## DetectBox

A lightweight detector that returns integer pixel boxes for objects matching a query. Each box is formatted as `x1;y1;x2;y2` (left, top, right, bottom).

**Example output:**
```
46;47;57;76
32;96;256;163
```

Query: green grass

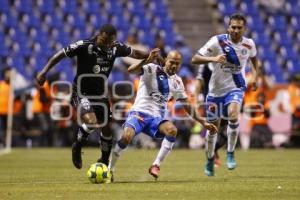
0;148;300;200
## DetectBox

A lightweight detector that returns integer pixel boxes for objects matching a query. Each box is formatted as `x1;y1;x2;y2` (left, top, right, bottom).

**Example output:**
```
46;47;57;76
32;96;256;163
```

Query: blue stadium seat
0;0;177;78
0;0;9;12
268;15;288;31
218;2;236;16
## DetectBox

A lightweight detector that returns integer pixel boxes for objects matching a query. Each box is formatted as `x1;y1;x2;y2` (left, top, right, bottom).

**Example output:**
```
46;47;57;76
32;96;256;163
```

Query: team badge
241;48;247;55
224;46;230;52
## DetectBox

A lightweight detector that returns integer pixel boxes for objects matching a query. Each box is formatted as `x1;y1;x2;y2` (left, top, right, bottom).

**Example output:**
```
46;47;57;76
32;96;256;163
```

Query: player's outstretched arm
191;54;226;65
130;48;165;65
128;48;160;74
129;49;150;60
179;98;218;134
36;50;66;86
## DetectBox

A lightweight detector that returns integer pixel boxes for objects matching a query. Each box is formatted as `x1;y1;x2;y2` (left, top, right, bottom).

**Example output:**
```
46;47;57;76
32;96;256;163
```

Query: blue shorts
123;111;167;139
206;90;244;122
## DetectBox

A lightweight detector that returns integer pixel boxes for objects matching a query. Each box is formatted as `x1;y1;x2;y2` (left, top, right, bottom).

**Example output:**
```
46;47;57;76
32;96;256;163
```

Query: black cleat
97;157;108;166
72;142;83;169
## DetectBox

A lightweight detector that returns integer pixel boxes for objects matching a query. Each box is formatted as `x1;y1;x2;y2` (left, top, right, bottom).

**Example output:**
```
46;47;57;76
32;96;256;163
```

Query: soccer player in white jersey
108;49;218;181
191;14;259;176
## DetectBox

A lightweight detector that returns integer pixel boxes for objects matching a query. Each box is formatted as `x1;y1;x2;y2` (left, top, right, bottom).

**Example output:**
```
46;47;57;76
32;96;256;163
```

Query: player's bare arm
36;49;66;86
129;49;150;60
128;48;160;74
191;54;226;65
250;56;260;91
178;98;218;134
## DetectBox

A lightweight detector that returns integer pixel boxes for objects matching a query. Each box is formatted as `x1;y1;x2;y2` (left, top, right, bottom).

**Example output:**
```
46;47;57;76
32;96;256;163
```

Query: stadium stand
0;0;178;81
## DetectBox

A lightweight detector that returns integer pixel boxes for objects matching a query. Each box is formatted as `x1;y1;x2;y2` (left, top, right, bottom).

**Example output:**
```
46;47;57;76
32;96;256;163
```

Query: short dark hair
100;24;117;36
229;13;247;26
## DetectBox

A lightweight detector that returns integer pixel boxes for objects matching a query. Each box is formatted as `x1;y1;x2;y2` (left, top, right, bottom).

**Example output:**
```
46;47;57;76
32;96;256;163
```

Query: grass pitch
0;148;299;200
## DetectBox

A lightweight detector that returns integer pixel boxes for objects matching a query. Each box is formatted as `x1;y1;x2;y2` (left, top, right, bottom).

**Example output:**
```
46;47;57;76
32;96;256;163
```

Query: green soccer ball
87;162;111;184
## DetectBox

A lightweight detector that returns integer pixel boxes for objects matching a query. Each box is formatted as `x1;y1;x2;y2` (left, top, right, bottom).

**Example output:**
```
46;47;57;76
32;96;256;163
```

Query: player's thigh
158;121;177;137
71;94;98;126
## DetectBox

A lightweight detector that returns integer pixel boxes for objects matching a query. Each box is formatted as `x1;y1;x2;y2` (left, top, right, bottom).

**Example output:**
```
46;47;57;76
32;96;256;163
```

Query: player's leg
108;126;135;174
95;99;113;166
72;112;97;169
204;119;220;176
214;119;228;167
71;90;98;169
204;98;221;176
149;121;177;178
108;111;144;180
226;102;240;170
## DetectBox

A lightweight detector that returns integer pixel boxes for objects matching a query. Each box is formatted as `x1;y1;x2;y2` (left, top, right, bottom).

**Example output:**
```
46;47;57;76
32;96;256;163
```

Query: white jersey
131;63;188;117
198;34;257;97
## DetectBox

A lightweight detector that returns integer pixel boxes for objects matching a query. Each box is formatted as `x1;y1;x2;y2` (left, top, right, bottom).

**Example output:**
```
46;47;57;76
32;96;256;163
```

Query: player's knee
82;117;97;127
165;125;177;137
228;111;239;121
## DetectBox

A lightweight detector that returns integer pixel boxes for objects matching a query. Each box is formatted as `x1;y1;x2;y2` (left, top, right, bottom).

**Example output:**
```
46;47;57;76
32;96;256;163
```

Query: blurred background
0;0;299;150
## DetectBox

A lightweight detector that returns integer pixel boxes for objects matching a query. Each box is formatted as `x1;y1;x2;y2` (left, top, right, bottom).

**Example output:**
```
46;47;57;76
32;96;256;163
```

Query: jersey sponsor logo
220;63;242;73
150;92;167;104
100;67;110;72
93;65;101;73
97;57;102;63
93;65;110;73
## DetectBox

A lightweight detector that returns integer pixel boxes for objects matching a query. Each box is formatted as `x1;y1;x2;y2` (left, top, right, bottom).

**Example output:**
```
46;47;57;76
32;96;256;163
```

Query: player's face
164;57;182;76
97;32;116;51
228;19;246;43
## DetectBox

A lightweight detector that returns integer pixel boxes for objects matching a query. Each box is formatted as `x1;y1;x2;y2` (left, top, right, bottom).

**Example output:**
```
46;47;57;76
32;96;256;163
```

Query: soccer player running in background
191;14;259;176
194;64;228;168
36;24;151;169
108;49;218;181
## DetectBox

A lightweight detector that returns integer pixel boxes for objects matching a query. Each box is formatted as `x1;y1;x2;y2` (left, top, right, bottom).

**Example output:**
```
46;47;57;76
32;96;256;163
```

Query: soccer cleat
149;165;160;179
72;141;83;169
96;157;109;166
226;151;236;170
205;158;215;176
110;171;114;183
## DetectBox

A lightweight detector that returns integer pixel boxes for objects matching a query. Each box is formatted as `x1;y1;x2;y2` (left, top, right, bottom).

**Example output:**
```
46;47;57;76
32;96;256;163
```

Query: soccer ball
87;162;111;184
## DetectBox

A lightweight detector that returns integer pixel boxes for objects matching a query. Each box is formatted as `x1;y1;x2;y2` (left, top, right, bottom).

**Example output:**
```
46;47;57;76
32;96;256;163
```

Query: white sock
108;141;127;172
227;121;239;152
152;136;175;166
205;131;217;159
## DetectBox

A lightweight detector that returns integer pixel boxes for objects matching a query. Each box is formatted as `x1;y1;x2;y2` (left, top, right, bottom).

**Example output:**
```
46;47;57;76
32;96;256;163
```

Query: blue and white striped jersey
198;34;257;97
131;63;188;117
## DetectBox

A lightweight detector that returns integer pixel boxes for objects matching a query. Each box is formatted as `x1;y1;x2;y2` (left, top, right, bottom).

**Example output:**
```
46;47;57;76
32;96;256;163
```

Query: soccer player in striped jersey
191;14;259;176
108;49;217;181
